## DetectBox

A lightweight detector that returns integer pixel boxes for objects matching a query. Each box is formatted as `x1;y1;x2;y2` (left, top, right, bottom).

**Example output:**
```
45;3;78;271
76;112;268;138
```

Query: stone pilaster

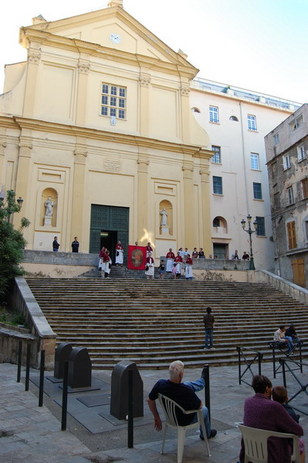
0;141;7;186
23;45;41;116
139;72;151;136
75;58;90;126
199;164;212;256
179;82;191;143
137;155;149;242
71;145;88;245
182;161;194;248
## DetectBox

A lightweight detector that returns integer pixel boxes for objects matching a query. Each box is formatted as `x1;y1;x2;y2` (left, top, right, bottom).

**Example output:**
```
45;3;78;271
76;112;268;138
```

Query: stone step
26;277;308;369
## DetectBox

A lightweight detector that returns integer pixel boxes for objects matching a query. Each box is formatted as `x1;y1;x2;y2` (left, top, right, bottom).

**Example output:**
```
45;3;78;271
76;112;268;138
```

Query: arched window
229;115;239;121
212;216;228;233
191;107;201;113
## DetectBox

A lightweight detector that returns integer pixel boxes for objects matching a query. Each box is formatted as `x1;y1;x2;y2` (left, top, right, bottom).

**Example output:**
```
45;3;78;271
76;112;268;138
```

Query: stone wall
8;277;57;369
256;270;308;305
0;324;37;366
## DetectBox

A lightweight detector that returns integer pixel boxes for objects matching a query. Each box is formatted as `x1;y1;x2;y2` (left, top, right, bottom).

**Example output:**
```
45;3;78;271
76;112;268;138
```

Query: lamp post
240;214;258;270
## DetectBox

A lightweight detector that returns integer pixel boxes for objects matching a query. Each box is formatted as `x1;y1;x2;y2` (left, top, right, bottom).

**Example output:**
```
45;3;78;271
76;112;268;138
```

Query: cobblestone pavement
0;361;307;463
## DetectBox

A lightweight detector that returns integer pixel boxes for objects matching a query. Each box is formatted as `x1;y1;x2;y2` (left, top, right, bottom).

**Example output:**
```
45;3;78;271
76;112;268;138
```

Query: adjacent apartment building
0;0;302;270
265;104;308;287
190;79;300;268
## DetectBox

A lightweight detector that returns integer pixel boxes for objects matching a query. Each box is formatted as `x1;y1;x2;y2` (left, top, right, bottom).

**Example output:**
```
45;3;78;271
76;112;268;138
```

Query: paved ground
0;360;307;463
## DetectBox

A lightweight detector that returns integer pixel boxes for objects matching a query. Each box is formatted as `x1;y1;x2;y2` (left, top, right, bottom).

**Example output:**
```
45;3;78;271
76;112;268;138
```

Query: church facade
0;1;300;268
0;1;213;260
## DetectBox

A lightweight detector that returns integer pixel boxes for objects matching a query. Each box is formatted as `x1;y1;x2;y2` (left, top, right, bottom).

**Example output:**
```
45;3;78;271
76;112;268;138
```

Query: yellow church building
0;0;213;259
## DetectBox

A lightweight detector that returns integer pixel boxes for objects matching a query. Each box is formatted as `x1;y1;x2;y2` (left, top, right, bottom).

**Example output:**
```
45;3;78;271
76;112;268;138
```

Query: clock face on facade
109;33;121;44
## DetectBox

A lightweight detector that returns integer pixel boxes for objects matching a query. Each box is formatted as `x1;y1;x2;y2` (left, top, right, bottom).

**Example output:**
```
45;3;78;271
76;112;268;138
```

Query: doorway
213;243;228;259
292;258;305;287
89;205;129;261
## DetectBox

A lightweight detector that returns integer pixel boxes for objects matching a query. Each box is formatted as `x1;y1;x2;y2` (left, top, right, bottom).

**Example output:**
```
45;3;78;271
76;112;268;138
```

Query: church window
100;84;126;119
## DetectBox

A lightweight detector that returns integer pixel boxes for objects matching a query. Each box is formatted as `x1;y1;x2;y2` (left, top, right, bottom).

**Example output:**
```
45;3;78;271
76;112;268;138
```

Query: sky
0;0;307;103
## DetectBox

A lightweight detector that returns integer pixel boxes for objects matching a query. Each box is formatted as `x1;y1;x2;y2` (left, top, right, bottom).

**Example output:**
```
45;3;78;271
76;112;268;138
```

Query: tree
0;190;30;302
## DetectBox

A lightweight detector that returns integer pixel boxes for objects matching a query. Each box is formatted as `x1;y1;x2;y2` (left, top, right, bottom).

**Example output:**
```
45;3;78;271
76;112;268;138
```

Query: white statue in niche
45;197;54;217
160;208;168;226
44;196;56;227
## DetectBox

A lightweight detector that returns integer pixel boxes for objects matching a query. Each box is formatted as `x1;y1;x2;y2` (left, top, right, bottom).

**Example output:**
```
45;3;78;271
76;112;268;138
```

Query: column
75;58;90;126
137;155;149;242
71;144;87;247
13;138;32;238
0;141;7;186
139;72;151;136
179;82;191;144
182;161;194;249
23;45;41;117
200;164;212;256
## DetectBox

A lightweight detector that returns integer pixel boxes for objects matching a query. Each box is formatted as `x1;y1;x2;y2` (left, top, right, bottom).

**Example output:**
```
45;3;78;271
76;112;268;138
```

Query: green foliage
0;306;26;327
0;190;30;302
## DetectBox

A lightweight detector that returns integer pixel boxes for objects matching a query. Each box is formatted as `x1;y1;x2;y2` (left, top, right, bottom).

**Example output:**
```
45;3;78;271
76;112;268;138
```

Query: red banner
127;246;147;270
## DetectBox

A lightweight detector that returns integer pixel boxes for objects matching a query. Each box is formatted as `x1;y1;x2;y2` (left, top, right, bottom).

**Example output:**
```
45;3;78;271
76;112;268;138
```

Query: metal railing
236;346;263;386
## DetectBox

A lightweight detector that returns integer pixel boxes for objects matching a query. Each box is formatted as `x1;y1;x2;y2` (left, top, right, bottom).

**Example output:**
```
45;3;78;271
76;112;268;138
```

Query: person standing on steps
71;236;79;253
166;248;175;273
52;236;60;252
102;250;112;278
115;240;124;265
203;307;215;350
145;251;155;279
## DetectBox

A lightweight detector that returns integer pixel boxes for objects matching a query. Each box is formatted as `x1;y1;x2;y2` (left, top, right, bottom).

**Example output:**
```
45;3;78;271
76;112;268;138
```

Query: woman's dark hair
251;375;272;393
206;307;212;314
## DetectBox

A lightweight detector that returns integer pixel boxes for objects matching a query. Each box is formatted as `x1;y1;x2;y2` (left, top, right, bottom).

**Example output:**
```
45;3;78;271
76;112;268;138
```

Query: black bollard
258;352;263;376
127;369;134;448
38;350;45;407
61;361;69;431
280;359;287;387
202;364;211;425
236;346;241;384
17;340;22;383
25;343;31;391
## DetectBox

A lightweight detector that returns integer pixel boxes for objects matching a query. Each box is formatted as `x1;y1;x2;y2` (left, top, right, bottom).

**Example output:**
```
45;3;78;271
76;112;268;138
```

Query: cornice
24;7;195;71
6;116;210;158
20;28;196;79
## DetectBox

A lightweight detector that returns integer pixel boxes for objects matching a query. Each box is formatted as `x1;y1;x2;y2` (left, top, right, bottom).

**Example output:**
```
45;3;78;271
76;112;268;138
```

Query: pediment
23;6;197;77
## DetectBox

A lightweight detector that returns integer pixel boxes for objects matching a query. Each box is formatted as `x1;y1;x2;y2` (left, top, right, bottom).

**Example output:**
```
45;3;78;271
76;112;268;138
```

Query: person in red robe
174;252;183;279
146;242;153;257
145;252;155;279
166;248;175;273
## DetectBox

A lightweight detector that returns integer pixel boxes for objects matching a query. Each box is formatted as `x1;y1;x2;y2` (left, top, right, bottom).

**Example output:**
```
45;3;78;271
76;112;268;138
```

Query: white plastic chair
158;393;211;463
239;424;300;463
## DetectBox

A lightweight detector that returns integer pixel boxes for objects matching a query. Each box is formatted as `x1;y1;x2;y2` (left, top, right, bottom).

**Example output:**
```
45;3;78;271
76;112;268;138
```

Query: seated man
147;360;217;440
274;325;293;353
239;375;303;463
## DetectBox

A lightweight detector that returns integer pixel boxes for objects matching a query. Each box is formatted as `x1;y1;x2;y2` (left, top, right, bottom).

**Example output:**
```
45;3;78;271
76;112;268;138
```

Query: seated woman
239;375;303;463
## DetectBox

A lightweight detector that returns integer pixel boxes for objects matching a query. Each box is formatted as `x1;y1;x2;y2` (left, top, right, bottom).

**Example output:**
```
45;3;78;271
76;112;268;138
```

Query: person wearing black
203;306;215;350
148;360;216;440
285;324;301;346
52;236;60;252
71;236;79;253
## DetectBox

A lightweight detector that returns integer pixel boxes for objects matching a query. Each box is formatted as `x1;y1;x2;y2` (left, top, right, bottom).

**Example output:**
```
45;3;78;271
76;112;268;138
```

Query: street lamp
241;214;258;270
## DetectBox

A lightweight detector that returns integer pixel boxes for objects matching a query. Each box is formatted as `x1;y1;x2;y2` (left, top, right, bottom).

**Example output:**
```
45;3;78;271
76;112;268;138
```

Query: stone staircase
26;277;308;369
